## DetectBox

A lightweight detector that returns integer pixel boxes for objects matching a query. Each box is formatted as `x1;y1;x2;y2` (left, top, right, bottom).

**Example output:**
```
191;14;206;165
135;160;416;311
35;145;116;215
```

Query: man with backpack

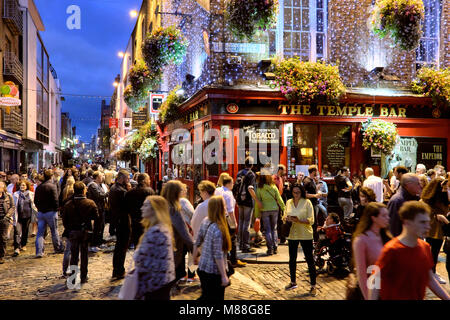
234;157;260;253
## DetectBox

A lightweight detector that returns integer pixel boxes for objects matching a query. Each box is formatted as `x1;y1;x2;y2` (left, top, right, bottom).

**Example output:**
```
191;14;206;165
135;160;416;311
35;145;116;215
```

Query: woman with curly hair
421;177;450;284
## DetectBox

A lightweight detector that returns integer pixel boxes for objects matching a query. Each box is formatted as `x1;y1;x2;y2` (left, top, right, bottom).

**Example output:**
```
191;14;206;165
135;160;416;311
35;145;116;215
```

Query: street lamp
113;81;119;87
130;10;138;18
118;51;124;58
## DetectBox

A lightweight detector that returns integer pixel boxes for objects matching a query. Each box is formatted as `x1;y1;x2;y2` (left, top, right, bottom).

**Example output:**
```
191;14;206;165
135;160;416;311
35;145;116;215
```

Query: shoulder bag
267;187;290;239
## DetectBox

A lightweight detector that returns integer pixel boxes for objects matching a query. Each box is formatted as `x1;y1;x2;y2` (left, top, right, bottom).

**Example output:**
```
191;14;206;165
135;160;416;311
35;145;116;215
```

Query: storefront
158;87;450;203
0;130;21;173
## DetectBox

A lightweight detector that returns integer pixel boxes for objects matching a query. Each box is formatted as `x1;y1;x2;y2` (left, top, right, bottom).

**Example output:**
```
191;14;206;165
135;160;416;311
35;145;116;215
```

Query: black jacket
62;196;98;233
34;180;59;213
124;186;155;221
109;183;128;227
87;182;107;214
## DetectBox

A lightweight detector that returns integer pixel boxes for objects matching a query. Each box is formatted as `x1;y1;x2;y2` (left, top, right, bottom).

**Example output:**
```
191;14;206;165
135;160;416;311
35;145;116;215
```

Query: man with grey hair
387;173;422;237
416;164;427;175
363;167;383;203
7;174;19;195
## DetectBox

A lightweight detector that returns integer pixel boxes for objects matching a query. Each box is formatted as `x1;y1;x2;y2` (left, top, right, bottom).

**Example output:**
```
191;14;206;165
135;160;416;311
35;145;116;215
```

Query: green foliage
158;85;186;124
272;57;346;104
370;0;424;51
411;67;450;108
225;0;279;40
361;118;399;155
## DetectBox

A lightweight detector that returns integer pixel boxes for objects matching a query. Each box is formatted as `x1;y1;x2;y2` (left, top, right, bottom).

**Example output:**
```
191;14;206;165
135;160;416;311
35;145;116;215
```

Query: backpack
233;169;250;204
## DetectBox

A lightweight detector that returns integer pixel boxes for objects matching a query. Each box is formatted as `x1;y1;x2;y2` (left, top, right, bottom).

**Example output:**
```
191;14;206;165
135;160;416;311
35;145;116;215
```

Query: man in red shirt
369;201;450;300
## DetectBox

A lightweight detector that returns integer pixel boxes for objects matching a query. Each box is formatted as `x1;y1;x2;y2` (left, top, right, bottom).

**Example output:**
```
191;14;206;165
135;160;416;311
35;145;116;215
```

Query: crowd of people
0;159;449;301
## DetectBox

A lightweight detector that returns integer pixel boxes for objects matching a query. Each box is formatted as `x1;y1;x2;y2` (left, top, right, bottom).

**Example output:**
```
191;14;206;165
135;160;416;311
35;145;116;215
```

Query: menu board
326;142;346;171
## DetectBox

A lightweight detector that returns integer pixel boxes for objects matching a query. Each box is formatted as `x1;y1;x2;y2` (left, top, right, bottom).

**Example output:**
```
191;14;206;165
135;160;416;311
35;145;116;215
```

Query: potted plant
273;57;346;104
142;26;189;75
225;0;279;40
411;67;450;108
361;118;399;155
370;0;425;51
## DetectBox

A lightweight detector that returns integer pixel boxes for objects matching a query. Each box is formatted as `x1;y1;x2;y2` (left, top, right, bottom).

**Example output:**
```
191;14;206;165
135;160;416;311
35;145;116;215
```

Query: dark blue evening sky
34;0;142;142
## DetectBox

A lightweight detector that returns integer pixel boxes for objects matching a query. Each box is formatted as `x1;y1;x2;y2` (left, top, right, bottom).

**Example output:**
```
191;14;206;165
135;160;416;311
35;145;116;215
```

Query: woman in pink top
352;202;392;299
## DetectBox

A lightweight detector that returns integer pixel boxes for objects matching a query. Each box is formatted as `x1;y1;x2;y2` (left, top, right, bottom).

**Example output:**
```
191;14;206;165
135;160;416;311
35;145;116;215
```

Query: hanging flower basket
158;85;186;124
142;26;189;76
370;0;424;51
225;0;279;40
138;137;159;161
116;148;133;162
411;67;450;108
273;57;346;104
361;118;399;155
124;84;147;112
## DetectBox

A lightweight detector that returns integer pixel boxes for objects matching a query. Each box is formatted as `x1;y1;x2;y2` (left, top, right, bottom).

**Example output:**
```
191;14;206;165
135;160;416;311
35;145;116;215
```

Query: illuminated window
269;0;327;61
416;0;441;68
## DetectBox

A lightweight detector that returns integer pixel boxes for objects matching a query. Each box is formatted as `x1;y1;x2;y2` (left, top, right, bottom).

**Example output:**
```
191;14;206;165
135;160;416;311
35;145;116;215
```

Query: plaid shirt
195;219;227;275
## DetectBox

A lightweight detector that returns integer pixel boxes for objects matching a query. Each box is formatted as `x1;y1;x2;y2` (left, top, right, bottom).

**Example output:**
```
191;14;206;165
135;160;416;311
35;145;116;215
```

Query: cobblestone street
0;224;449;300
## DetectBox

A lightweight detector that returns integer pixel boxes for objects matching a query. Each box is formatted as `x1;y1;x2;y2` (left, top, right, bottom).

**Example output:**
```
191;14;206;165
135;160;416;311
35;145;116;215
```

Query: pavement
0;222;449;300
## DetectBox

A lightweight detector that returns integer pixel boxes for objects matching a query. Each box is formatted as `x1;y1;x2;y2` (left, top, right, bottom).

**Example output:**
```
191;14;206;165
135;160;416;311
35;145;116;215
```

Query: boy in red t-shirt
369;201;450;300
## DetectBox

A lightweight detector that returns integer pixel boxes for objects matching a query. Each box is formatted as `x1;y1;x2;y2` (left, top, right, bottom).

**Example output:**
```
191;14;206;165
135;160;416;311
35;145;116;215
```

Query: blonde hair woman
161;181;194;281
62;176;75;204
193;195;232;301
134;196;176;300
217;172;231;188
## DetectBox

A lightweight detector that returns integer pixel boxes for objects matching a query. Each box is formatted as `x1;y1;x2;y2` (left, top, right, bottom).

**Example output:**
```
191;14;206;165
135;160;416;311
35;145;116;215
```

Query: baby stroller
314;228;352;276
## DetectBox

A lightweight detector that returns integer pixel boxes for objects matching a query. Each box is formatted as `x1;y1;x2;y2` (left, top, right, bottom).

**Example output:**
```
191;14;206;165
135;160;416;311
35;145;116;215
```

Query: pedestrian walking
303;165;322;241
191;181;216;240
351;202;391;299
0;181;14;264
283;184;317;296
369;201;450;300
124;173;155;249
387;173;422;237
161;180;194;282
33;169;64;257
363;168;383;203
193;195;232;301
234;157;258;253
110;169;131;279
134;196;176;300
12;181;38;256
273;165;287;244
215;176;246;268
62;182;98;284
421;177;450;284
335;167;353;220
87;171;109;252
255;172;285;256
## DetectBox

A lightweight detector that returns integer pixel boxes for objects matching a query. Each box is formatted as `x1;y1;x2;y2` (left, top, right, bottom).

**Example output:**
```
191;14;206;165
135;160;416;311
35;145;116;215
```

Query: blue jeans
338;197;353;218
62;237;71;274
261;210;278;252
35;211;63;256
238;206;253;250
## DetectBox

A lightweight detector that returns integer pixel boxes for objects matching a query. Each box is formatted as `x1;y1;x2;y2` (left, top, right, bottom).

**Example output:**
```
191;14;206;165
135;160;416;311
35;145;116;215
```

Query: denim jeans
261;210;278;252
35;211;63;256
238;206;253;250
338;197;353;218
62;237;71;274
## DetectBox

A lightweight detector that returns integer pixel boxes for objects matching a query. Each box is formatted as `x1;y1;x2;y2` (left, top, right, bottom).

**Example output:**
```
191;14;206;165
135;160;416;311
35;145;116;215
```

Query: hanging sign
0;82;21;111
109;118;119;128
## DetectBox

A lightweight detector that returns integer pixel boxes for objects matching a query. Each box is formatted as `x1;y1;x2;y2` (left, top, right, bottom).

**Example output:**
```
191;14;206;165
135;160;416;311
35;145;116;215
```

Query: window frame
415;0;441;68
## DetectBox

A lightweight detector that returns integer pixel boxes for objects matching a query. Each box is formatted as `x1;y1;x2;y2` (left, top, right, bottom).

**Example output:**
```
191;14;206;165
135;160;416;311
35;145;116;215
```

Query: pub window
320;125;351;177
290;124;318;176
415;0;440;69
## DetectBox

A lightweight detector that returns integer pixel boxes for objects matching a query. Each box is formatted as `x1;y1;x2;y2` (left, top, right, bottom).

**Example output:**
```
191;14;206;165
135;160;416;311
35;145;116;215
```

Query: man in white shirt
415;164;426;175
363;167;383;203
7;174;19;195
215;176;246;268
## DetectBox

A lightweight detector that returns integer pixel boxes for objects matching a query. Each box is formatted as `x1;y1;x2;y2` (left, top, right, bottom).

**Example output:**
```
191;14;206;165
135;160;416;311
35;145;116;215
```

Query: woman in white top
283;183;316;296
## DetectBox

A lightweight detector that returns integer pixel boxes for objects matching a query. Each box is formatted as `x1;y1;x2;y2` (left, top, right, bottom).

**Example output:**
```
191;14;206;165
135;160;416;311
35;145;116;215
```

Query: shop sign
284;123;293;147
211;42;267;54
123;118;132;130
132;107;148;130
279;104;407;118
247;128;279;144
226;103;239;114
220;125;230;139
109;118;119;128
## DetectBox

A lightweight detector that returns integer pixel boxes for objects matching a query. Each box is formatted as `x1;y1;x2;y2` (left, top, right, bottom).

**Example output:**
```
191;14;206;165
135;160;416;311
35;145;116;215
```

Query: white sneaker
89;247;99;253
436;274;447;284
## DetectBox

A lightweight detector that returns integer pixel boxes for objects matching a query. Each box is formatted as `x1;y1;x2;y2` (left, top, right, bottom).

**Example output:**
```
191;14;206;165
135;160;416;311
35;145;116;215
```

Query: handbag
118;260;139;300
345;273;364;300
